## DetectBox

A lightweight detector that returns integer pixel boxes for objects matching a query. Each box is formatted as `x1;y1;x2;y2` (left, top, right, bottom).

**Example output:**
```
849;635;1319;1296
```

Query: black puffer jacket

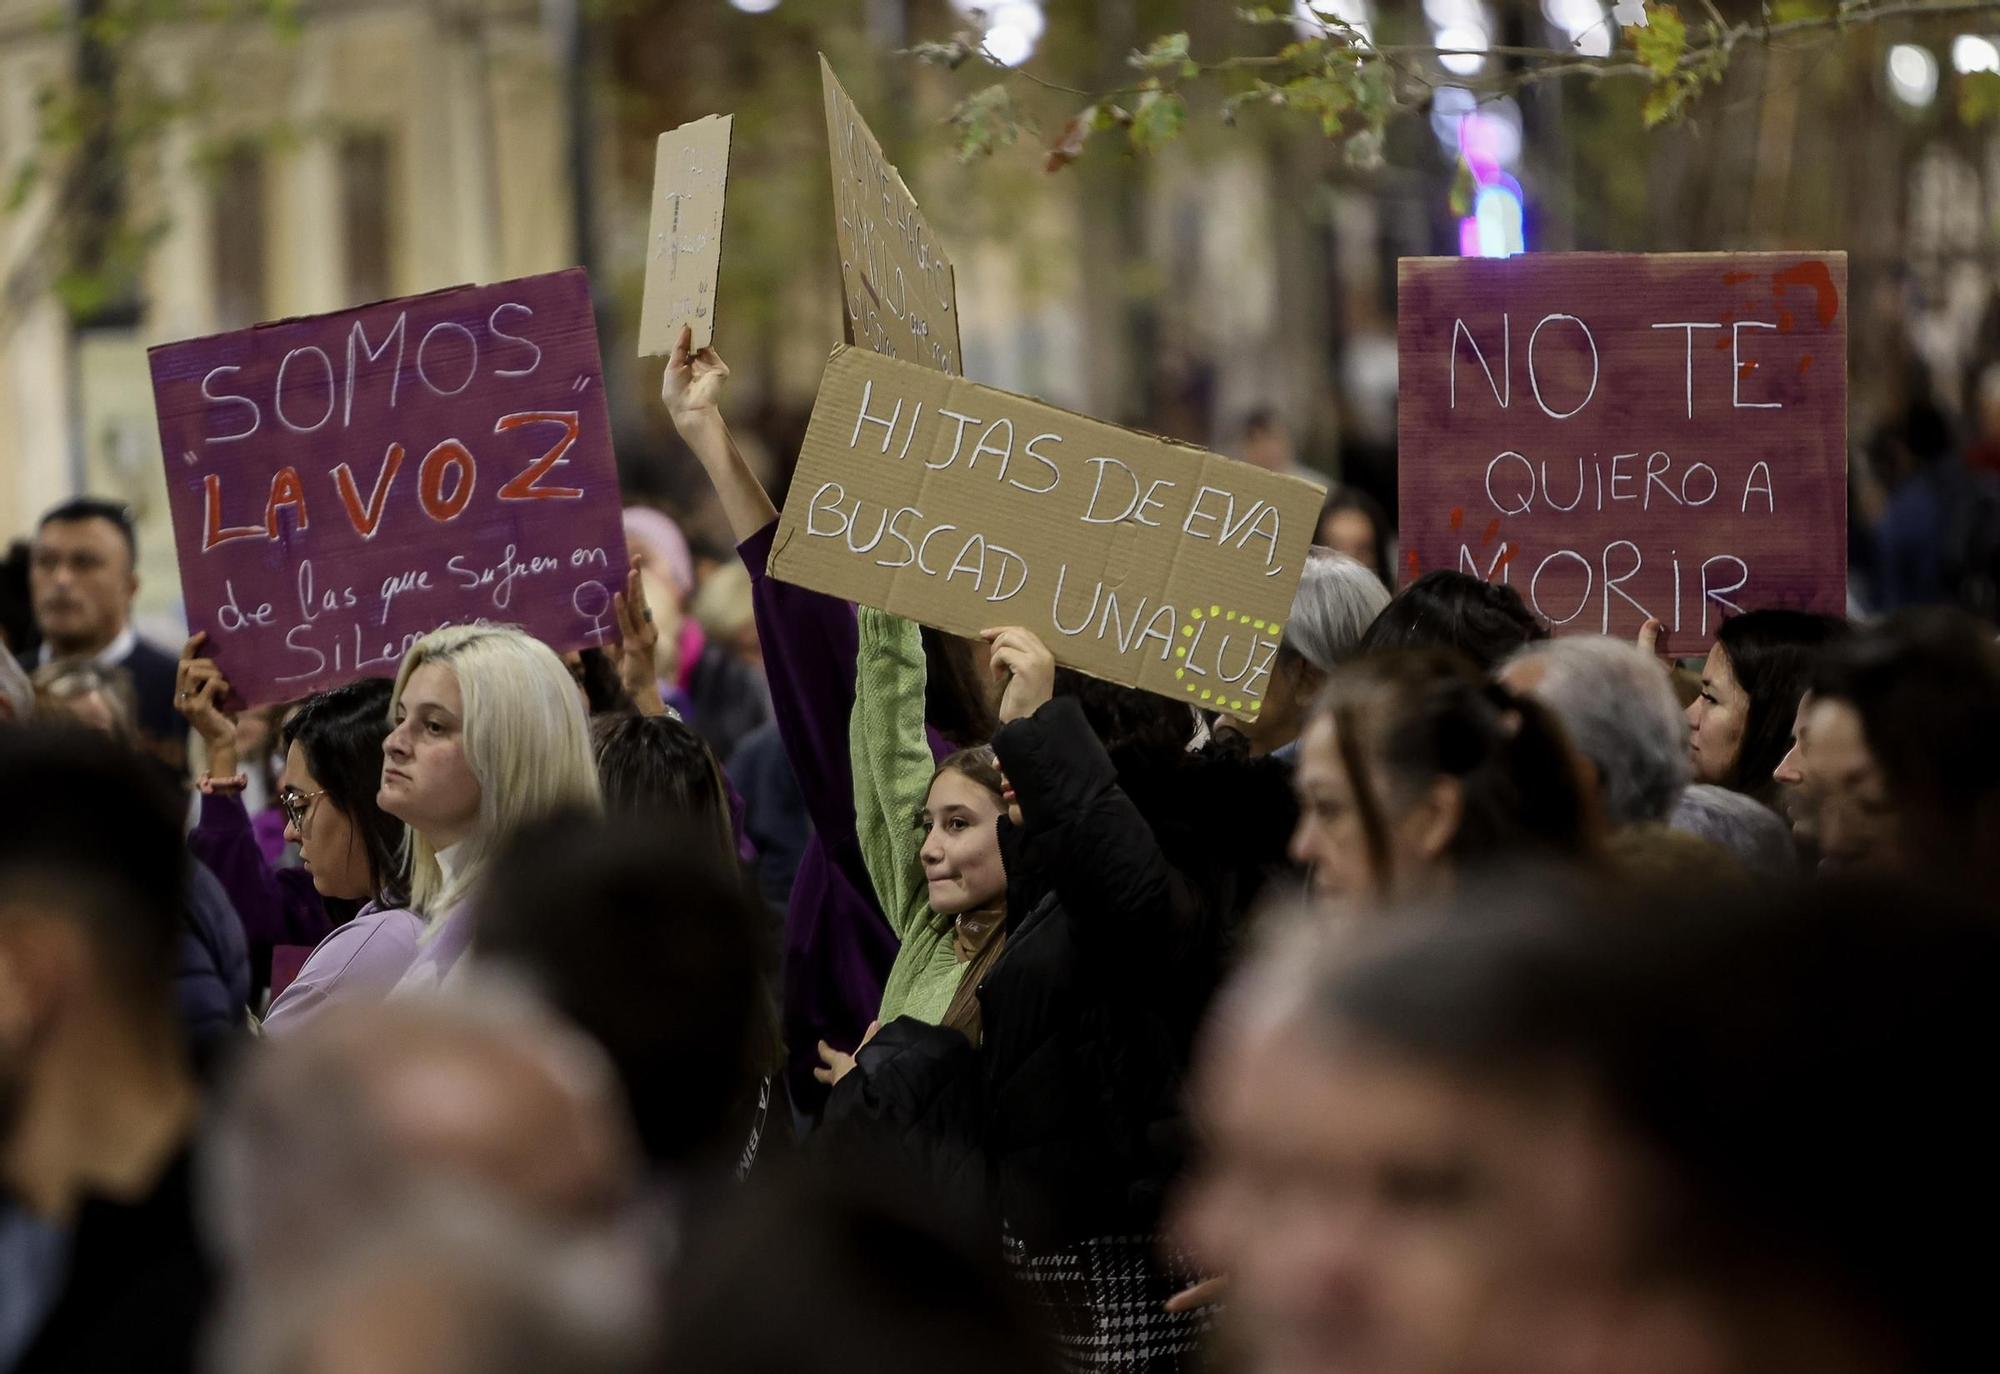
821;696;1296;1255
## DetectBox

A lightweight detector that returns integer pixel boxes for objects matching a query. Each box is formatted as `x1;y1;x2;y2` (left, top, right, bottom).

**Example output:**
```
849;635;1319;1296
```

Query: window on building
211;145;268;328
341;133;395;304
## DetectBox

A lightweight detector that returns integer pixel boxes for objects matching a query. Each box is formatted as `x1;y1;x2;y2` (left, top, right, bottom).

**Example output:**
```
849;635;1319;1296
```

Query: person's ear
1405;776;1464;863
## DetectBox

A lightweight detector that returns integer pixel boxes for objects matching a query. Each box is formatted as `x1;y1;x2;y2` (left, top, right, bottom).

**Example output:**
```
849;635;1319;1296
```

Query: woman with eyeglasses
179;639;423;1029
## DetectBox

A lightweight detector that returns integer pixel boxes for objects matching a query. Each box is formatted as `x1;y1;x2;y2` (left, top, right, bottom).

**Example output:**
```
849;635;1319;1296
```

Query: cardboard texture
770;347;1322;716
1398;252;1848;653
820;56;962;376
638;113;732;356
149;268;630;707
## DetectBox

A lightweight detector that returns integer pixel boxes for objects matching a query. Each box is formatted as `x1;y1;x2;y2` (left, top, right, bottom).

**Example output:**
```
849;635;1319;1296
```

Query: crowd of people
2;326;1997;1374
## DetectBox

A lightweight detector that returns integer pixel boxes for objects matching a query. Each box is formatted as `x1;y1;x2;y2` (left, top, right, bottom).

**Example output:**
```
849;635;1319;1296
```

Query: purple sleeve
263;908;425;1035
188;793;334;991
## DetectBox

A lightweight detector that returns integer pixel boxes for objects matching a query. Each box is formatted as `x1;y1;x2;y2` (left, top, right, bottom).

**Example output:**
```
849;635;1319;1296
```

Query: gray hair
1505;637;1690;827
1669;784;1797;879
1284;547;1392;672
210;1195;653;1374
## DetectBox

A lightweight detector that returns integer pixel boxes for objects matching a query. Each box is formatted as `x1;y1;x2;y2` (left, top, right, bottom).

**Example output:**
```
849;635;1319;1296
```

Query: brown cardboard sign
1397;252;1847;653
820;57;962;375
770;347;1322;715
638;113;732;356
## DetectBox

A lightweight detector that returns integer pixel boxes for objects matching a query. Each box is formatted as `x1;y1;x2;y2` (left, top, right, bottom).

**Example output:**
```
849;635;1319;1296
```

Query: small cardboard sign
149;268;630;707
1397;251;1848;652
821;56;962;375
770;347;1322;715
638;113;732;356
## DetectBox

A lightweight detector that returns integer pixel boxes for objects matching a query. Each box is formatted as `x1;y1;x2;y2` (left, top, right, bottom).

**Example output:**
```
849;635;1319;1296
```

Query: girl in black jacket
821;625;1293;1372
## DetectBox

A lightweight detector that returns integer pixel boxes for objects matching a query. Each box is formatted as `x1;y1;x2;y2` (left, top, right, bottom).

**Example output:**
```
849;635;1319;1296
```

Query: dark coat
821;697;1298;1255
180;859;250;1051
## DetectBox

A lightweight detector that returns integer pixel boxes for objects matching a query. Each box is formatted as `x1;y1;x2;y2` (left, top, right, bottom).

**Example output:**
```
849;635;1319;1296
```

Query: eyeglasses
279;787;327;831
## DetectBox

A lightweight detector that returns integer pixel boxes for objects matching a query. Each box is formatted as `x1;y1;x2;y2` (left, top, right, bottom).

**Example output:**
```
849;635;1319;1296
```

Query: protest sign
821;56;962;375
149;268;629;707
770;347;1322;715
638;113;732;356
1397;252;1847;651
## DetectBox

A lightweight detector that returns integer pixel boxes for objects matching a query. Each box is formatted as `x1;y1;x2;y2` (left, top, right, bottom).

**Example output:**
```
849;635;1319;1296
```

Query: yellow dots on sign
1209;604;1221;617
1200;689;1213;702
1229;699;1242;712
1252;619;1266;631
1174;668;1185;681
1225;611;1237;622
1174;646;1187;659
1180;625;1193;638
1245;699;1262;714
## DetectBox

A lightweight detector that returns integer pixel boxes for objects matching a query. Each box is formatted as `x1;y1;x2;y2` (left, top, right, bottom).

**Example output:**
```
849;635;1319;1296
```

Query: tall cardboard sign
770;347;1322;715
638;113;732;355
149;269;630;706
1397;252;1847;651
821;56;962;375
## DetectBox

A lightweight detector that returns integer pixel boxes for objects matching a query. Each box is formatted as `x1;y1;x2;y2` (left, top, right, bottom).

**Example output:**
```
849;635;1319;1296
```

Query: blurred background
5;0;2000;637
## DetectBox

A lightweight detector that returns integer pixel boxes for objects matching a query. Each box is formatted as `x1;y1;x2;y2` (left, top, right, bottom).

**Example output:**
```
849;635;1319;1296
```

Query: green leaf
946;83;1023;163
904;38;974;70
1641;73;1695;127
1130;31;1192;73
1448;156;1475;217
1235;5;1287;24
1632;4;1687;77
1129;89;1188;153
1768;0;1836;20
1962;70;2000;125
4;161;38;213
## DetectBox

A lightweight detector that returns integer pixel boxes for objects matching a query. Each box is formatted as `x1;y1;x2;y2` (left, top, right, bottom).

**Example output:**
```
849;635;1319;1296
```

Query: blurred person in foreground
0;728;210;1374
211;1198;650;1374
1804;608;2000;884
657;1171;1053;1374
28;498;184;773
1498;637;1690;831
473;812;785;1186
1177;875;1996;1374
1218;548;1390;759
28;661;250;1051
1289;649;1598;905
1357;571;1548;673
202;994;638;1294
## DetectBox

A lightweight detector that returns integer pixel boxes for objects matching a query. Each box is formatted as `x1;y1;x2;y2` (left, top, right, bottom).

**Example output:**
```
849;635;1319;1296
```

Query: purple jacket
740;520;949;1113
188;793;334;995
263;902;424;1034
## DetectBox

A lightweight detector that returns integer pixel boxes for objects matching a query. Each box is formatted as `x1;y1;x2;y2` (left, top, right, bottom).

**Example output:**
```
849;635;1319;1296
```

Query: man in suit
29;498;183;776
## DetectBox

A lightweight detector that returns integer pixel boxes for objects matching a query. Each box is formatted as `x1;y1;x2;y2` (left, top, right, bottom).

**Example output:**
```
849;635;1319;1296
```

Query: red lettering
202;474;264;552
418;439;476;522
263;466;309;538
334;443;405;539
494;410;584;502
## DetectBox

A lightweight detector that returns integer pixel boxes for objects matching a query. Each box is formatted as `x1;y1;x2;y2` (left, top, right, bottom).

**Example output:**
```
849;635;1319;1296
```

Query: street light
1887;43;1939;107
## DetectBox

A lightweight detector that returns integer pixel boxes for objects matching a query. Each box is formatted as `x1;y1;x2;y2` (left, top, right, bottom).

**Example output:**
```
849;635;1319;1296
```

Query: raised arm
984;628;1201;961
176;635;330;991
851;607;939;943
662;325;776;543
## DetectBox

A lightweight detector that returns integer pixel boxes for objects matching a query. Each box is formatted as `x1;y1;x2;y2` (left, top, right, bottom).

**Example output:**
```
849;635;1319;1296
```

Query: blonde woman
380;624;602;991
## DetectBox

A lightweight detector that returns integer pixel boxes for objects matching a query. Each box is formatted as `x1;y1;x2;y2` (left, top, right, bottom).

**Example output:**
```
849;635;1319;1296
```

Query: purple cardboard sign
1398;252;1847;653
150;269;630;706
